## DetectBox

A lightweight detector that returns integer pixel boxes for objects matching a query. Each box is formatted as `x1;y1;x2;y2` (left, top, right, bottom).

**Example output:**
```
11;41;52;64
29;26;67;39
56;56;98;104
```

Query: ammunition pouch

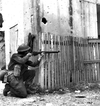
0;69;7;82
3;71;13;83
14;65;21;77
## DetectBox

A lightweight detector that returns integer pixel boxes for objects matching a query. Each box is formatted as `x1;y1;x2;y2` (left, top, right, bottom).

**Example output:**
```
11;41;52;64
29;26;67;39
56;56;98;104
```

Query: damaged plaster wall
40;0;98;38
40;0;70;36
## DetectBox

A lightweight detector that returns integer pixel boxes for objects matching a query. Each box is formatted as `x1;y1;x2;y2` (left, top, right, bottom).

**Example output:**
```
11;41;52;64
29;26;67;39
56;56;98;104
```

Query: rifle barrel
42;51;60;53
32;51;60;56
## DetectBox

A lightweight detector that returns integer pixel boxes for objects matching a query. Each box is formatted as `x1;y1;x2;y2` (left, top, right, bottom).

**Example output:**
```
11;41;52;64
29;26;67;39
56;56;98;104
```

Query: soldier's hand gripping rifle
32;50;60;56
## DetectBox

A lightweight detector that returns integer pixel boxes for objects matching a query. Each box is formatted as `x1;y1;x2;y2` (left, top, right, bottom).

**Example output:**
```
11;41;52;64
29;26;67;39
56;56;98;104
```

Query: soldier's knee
10;88;28;98
20;93;27;98
20;91;27;98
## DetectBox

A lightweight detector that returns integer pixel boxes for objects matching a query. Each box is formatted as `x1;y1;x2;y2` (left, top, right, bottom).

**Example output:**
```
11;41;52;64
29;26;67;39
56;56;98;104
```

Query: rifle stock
32;51;60;56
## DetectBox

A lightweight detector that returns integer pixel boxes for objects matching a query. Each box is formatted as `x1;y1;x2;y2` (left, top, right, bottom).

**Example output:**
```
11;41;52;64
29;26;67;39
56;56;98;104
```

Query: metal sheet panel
89;3;97;38
84;2;97;38
84;2;90;37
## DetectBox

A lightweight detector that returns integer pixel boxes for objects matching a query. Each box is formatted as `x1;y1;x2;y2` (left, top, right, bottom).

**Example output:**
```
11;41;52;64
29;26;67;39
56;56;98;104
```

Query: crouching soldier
3;44;44;98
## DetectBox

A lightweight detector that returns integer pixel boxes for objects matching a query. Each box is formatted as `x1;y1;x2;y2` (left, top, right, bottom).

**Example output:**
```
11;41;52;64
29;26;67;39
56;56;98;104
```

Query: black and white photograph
0;0;100;106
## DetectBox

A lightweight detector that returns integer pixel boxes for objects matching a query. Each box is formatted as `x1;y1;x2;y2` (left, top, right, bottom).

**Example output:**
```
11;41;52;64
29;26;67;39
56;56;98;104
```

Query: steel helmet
17;44;30;52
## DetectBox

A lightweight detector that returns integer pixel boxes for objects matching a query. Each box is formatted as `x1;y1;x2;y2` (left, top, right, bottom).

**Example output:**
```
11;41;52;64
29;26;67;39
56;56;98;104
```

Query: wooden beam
84;59;100;64
88;39;100;43
79;0;100;4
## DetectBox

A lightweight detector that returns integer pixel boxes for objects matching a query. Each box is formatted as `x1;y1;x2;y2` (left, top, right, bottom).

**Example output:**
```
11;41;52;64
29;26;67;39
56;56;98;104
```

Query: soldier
3;44;44;98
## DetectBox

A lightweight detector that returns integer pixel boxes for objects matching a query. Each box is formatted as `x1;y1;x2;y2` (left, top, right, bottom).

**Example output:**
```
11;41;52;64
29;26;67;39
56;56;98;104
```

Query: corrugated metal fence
38;33;100;90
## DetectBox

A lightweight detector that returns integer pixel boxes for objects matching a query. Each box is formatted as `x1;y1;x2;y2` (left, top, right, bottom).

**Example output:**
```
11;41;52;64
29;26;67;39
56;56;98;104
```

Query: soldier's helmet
17;44;30;53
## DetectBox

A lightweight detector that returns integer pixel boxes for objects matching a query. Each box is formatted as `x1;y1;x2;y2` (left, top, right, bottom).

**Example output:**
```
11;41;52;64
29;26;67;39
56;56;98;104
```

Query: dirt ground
0;82;100;106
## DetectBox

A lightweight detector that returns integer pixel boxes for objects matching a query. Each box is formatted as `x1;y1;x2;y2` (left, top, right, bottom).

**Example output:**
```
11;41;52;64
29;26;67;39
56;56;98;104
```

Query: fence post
38;33;45;89
71;36;75;84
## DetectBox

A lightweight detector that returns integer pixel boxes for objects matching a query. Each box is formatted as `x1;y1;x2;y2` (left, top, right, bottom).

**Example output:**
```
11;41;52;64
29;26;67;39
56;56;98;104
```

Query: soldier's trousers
7;70;35;98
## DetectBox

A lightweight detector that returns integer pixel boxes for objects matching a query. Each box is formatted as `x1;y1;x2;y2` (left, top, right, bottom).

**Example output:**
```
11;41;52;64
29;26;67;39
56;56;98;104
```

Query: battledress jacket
8;53;40;77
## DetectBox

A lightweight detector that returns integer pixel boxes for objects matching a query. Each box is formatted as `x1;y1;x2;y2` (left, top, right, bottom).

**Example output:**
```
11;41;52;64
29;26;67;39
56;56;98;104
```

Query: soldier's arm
26;54;44;67
12;53;31;64
26;60;40;67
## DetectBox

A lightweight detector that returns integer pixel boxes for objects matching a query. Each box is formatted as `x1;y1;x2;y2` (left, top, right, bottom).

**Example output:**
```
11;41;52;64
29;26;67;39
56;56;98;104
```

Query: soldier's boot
3;84;10;96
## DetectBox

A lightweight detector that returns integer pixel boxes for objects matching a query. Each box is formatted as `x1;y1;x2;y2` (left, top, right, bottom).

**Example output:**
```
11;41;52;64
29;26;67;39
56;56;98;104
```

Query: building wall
2;0;100;68
73;0;83;37
97;13;100;36
2;0;24;68
73;0;98;38
2;0;35;68
40;0;98;38
0;0;5;68
23;0;32;44
0;34;5;68
0;0;2;12
40;0;70;36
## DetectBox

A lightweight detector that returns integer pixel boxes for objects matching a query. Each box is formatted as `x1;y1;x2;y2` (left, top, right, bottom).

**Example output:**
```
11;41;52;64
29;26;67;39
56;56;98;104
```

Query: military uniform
3;44;42;98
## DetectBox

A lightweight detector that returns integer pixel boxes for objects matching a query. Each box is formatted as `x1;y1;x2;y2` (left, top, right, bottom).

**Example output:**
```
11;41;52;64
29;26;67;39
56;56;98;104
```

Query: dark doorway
97;4;100;39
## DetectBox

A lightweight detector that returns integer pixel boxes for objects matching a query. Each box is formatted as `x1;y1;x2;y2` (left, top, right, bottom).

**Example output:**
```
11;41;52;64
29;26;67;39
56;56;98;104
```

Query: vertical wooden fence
84;39;100;83
38;33;100;90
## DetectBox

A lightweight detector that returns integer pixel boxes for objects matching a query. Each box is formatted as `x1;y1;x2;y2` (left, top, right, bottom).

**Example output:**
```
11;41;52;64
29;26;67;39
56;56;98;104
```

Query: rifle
32;50;60;56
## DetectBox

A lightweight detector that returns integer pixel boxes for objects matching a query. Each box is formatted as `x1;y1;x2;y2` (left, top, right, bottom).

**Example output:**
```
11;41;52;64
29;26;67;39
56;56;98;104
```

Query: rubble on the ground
1;81;100;106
